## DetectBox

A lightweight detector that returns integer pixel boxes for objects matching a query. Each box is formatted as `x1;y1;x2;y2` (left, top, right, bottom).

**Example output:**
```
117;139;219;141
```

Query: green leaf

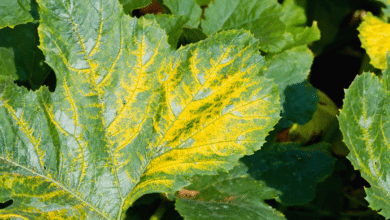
177;27;208;47
0;22;52;90
280;0;321;50
144;14;189;49
373;0;390;18
288;89;339;145
280;0;307;28
163;0;202;28
120;0;152;14
195;0;212;6
264;45;314;106
300;0;351;55
0;47;18;80
0;0;281;219
0;0;34;29
241;142;336;205
175;162;286;220
280;80;318;126
201;0;288;53
338;53;390;218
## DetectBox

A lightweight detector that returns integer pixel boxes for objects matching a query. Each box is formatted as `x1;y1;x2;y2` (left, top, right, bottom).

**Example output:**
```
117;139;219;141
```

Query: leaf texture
0;0;33;29
0;48;17;79
175;162;286;220
0;0;280;219
163;0;202;28
339;55;390;218
201;0;287;53
358;12;390;69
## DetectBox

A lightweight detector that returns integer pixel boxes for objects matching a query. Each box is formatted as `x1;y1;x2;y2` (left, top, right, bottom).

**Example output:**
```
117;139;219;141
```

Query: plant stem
149;201;170;220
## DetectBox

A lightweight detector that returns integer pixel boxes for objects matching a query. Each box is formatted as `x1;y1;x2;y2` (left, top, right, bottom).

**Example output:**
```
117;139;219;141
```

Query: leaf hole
0;200;13;209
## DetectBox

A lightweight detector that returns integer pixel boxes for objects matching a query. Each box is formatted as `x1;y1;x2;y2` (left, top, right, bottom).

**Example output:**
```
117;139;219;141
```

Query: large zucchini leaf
0;0;280;219
339;53;390;219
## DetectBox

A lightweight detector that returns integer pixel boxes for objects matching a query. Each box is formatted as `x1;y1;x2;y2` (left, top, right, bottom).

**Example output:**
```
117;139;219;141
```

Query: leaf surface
163;0;202;28
241;142;335;205
0;0;33;29
144;14;188;49
0;0;280;219
358;12;390;69
0;22;53;90
0;48;17;79
201;0;288;53
120;0;152;14
175;162;286;220
339;54;390;218
264;45;314;106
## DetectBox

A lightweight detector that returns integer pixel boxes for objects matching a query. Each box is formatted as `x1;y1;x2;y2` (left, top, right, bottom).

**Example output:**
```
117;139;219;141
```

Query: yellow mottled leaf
0;0;281;219
358;12;390;69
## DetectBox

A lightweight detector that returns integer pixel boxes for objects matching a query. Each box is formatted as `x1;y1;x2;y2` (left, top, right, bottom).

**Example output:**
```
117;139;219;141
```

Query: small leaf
144;14;189;49
120;0;152;14
264;46;314;106
0;47;18;80
164;0;202;28
0;0;34;29
175;162;286;220
241;142;336;205
201;0;288;53
358;12;390;69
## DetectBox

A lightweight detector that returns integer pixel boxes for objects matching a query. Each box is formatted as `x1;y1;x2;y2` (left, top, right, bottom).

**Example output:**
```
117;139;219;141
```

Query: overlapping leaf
0;48;17;79
143;14;189;49
0;23;53;90
0;0;33;29
175;162;286;220
373;0;390;18
163;0;202;28
0;0;280;219
264;46;314;106
201;0;288;53
120;0;152;14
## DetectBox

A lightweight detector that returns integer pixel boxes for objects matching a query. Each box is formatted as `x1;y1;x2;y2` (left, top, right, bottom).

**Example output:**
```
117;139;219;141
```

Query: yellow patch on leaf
358;12;390;69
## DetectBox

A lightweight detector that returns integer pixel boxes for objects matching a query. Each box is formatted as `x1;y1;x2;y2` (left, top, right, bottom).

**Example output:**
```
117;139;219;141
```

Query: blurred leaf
201;0;288;53
264;46;314;106
0;47;18;80
175;162;286;220
302;0;351;55
289;89;339;145
241;142;336;205
144;14;189;49
280;80;318;126
177;27;207;47
163;0;202;28
195;0;212;6
120;0;152;14
0;22;52;90
0;0;34;29
281;0;307;27
374;0;390;18
358;12;390;69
